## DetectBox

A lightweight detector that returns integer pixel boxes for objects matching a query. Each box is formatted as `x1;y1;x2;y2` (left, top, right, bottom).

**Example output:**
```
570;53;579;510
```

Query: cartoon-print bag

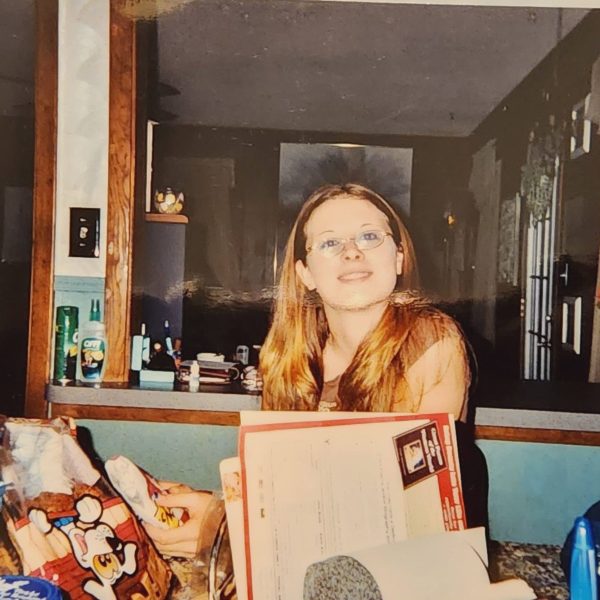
0;416;172;600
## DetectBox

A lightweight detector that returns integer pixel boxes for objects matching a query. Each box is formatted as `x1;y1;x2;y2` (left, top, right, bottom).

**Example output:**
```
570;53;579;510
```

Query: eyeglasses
306;229;394;258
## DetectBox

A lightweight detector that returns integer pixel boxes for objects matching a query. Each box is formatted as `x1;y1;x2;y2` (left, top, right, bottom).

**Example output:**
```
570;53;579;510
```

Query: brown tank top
316;310;470;419
317;375;342;412
317;354;468;422
318;372;467;421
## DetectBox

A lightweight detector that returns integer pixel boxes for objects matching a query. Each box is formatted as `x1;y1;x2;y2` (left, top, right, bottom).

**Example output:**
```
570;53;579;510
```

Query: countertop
46;381;600;434
47;381;261;412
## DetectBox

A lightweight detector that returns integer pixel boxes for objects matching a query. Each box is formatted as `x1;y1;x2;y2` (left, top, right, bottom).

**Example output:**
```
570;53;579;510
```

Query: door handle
558;263;569;286
562;296;582;355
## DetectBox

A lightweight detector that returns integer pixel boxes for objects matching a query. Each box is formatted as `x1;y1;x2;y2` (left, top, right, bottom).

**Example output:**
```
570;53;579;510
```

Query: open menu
220;411;467;600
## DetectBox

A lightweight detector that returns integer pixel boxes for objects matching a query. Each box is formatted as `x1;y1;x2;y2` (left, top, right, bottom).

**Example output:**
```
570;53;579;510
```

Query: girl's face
295;197;403;312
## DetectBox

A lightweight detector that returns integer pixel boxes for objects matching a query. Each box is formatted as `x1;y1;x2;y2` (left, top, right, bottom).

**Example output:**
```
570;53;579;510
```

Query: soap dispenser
77;299;107;384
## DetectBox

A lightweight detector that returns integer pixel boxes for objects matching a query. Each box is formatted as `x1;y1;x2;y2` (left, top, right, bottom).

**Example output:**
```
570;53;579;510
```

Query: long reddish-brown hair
260;183;467;412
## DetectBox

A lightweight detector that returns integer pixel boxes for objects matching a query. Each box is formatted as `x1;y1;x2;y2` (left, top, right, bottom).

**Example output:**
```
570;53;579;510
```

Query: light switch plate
69;207;100;258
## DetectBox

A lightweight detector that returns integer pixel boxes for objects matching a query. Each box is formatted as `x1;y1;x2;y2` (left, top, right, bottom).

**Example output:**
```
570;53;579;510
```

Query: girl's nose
341;239;363;260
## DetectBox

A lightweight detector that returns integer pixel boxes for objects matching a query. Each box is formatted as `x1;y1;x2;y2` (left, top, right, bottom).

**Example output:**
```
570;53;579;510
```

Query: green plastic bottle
77;299;107;383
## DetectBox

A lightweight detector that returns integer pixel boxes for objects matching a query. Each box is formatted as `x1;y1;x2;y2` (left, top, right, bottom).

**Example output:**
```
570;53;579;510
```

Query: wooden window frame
25;0;59;418
27;0;239;429
25;1;600;445
26;0;136;416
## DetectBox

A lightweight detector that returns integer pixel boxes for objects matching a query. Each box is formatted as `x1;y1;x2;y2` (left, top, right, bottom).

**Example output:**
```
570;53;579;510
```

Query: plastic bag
0;416;172;600
105;455;235;599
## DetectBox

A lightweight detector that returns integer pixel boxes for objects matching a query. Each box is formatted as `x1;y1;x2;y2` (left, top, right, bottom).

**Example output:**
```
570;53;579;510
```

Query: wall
79;418;597;545
55;0;109;279
480;439;600;545
78;419;238;491
136;221;186;341
470;11;600;381
139;125;471;361
151;128;471;297
42;0;111;385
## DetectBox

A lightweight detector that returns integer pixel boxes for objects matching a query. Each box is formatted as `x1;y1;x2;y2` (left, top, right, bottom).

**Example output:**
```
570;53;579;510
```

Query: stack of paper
220;411;535;600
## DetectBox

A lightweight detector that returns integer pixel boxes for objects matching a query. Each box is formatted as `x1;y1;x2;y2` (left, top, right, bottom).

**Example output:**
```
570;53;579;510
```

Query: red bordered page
235;411;464;600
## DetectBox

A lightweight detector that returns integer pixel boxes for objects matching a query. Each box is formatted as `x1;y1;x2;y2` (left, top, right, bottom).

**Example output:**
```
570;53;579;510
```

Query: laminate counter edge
47;385;600;444
46;384;261;412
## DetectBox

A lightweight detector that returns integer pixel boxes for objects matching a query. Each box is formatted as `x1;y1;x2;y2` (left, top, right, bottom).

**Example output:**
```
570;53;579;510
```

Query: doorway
522;157;560;381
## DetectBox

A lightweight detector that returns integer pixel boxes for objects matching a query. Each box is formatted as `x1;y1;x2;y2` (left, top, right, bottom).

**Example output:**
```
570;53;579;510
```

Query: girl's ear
295;259;316;291
396;248;404;276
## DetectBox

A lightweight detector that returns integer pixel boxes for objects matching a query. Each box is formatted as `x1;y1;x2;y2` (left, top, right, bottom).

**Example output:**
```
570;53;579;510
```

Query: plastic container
141;323;150;366
183;494;234;599
53;305;78;381
77;299;107;383
189;360;200;392
131;323;147;371
0;575;62;599
569;516;598;600
236;345;249;365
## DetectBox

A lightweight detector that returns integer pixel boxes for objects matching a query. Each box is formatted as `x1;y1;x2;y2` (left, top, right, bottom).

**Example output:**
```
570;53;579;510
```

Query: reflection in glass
129;2;600;404
0;0;35;414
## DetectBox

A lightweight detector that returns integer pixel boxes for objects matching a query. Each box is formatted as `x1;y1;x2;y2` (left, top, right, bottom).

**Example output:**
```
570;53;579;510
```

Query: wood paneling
46;404;600;442
25;0;58;418
50;403;240;426
105;0;137;381
475;425;600;446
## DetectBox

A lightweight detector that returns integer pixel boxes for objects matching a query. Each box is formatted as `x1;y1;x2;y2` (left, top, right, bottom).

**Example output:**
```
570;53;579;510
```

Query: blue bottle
570;516;598;600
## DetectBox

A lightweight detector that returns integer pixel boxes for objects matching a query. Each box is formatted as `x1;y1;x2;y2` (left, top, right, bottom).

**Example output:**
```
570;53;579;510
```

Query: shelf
145;212;188;224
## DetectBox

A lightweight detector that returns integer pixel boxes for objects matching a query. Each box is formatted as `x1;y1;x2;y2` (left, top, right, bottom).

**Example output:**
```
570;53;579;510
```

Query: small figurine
154;187;184;215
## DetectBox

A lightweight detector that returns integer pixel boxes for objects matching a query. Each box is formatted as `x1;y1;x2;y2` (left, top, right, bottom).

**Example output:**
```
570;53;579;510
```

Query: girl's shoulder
394;297;467;368
402;299;464;345
420;305;463;331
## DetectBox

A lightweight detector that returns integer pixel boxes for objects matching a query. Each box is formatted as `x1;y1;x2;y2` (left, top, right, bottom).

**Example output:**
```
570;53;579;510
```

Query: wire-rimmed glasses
306;229;394;258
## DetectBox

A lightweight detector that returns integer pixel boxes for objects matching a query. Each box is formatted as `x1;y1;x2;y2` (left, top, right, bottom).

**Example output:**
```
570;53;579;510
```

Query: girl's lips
338;271;372;282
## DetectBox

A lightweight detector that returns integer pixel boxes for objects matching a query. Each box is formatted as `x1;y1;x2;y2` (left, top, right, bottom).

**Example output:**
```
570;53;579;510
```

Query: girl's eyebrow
356;222;388;230
315;223;381;237
313;221;387;237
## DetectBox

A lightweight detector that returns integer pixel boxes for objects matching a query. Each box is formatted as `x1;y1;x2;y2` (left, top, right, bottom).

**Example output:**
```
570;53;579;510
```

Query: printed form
238;414;460;600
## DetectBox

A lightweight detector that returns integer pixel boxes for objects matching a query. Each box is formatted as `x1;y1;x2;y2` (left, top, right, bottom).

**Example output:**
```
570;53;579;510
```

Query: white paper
240;415;462;600
219;457;248;600
303;528;534;600
225;413;533;600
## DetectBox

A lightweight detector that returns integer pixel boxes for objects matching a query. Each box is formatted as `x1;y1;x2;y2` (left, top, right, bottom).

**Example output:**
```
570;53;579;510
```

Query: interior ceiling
157;1;590;136
0;1;590;132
